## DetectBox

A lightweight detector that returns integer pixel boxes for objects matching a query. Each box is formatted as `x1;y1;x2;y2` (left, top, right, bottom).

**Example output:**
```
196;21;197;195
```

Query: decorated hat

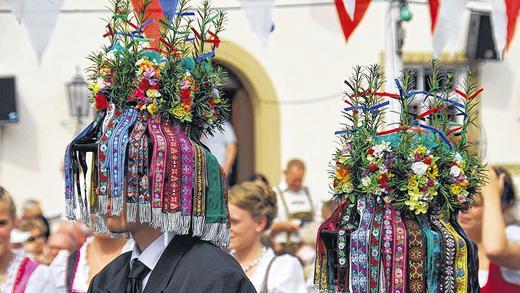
314;62;486;292
64;0;230;247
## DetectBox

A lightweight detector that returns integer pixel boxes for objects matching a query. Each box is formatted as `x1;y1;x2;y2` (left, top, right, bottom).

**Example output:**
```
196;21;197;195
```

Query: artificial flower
95;94;109;110
411;162;429;176
146;89;161;98
147;103;158;115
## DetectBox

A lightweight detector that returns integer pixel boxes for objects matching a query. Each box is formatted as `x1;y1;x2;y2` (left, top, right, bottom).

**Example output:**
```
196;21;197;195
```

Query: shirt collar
278;181;305;193
130;232;174;271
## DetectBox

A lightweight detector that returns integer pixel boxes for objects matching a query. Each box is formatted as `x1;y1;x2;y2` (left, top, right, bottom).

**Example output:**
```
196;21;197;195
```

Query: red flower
133;89;145;101
209;99;215;108
368;148;375;155
368;163;378;172
424;156;432;165
95;94;109;110
180;88;191;101
415;154;423;161
139;78;158;91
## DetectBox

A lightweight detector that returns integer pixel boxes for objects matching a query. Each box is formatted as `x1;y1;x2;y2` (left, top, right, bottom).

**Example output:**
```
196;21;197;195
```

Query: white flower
411;162;429;176
450;166;461;177
454;153;463;162
380;165;388;174
361;176;372;187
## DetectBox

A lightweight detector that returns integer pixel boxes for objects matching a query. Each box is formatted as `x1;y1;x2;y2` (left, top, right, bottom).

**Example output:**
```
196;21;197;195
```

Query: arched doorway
214;66;255;185
214;41;281;186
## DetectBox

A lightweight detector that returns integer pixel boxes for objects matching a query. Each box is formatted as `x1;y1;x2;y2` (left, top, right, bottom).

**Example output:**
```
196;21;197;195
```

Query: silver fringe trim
139;202;151;224
191;216;205;236
127;203;138;223
65;197;77;221
181;215;191;234
111;196;123;216
151;207;163;229
161;213;191;234
90;213;109;234
98;195;108;215
77;196;88;226
201;223;230;248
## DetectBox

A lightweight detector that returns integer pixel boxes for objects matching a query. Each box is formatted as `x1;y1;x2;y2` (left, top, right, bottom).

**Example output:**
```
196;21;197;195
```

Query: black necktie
126;259;151;293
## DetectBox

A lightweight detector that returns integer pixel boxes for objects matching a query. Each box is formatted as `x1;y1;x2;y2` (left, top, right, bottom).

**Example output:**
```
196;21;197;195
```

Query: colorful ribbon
148;115;168;228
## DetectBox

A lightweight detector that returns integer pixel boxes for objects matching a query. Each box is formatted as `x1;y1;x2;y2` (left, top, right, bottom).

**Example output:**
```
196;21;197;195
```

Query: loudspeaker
466;11;500;61
0;77;18;124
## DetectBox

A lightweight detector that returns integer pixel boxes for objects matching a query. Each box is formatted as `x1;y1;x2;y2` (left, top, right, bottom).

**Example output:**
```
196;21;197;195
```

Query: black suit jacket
88;235;257;293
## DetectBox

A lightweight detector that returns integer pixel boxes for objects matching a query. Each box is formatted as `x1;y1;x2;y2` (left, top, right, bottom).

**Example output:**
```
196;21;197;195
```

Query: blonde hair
0;186;16;220
228;182;277;231
18;218;46;234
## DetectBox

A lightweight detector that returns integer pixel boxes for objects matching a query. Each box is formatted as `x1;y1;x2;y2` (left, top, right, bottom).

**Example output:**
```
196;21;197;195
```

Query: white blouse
249;248;307;293
0;249;56;293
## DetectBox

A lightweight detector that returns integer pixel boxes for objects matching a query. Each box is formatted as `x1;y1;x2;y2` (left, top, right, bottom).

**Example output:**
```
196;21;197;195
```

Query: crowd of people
0;159;519;292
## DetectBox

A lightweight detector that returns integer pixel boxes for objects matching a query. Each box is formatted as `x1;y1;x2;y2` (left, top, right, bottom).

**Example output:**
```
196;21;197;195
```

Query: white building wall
0;0;518;215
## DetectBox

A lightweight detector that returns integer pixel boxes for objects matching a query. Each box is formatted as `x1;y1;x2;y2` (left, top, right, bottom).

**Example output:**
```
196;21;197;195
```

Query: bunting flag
159;0;179;23
23;0;65;61
6;0;24;23
428;0;466;57
335;0;371;42
130;0;166;48
239;0;275;46
491;0;520;57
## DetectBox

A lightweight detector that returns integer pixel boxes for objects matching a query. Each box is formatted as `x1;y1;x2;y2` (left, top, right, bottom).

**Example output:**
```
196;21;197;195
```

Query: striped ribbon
350;197;374;292
148;115;167;228
391;210;407;293
64;112;105;220
97;104;122;215
174;124;194;217
405;218;426;293
368;201;384;293
430;213;456;293
108;107;138;215
161;120;181;214
382;205;395;291
441;215;468;293
420;219;441;292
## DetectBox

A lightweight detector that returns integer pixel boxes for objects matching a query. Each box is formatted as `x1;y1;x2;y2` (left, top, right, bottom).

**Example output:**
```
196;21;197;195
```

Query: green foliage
331;61;486;218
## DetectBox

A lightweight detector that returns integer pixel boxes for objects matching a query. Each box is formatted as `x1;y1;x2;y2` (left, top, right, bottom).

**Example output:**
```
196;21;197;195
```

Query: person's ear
255;216;267;233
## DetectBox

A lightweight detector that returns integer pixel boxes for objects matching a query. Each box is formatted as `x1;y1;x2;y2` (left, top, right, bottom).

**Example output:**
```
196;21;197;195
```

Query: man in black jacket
88;204;255;293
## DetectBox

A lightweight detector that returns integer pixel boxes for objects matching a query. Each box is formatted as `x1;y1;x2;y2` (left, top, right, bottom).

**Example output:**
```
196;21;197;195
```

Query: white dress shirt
129;232;175;290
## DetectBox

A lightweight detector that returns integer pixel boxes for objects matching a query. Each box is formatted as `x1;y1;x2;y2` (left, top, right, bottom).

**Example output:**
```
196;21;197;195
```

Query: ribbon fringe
111;197;123;216
127;203;138;223
139;202;152;224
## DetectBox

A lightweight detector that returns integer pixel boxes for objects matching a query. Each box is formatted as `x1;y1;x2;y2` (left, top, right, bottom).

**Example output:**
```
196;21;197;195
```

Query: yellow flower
88;82;99;95
172;106;186;119
426;163;439;178
214;97;221;104
413;145;427;155
414;202;428;215
146;89;161;98
450;184;462;195
408;177;419;190
147;103;158;115
335;168;350;181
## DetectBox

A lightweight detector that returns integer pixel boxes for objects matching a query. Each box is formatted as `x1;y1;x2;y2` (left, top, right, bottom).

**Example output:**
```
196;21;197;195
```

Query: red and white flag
335;0;371;42
491;0;520;57
428;0;466;57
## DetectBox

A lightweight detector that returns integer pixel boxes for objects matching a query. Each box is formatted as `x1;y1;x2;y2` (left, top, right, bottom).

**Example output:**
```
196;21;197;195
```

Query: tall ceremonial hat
64;0;230;247
314;62;486;292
